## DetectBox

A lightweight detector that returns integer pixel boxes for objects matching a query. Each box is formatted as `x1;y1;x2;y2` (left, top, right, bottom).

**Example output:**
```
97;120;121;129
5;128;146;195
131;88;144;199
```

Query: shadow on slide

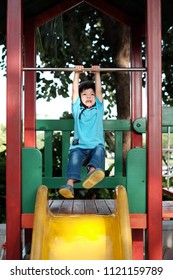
30;185;132;260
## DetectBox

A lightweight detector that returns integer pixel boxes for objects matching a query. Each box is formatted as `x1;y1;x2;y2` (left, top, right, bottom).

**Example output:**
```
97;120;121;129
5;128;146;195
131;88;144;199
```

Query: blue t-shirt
70;97;104;150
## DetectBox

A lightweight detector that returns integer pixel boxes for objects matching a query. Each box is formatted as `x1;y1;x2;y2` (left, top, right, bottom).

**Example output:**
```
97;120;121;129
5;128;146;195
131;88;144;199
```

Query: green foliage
0;125;6;222
162;26;173;105
36;4;117;117
0;45;6;72
0;124;6;152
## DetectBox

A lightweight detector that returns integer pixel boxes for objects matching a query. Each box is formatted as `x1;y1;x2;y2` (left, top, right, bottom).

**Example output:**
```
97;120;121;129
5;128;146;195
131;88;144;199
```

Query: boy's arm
91;65;103;102
72;65;84;103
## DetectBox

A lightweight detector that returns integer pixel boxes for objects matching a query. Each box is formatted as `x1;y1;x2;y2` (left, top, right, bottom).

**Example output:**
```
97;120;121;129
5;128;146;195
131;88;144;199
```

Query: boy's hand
72;65;85;103
91;65;102;102
74;65;85;73
90;65;100;73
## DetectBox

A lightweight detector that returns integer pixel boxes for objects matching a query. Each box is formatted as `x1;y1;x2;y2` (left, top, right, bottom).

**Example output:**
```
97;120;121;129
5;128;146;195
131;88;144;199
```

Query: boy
59;65;105;198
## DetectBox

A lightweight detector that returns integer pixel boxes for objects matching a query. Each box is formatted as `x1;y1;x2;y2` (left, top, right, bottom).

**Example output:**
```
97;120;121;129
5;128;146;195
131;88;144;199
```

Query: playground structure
4;0;171;260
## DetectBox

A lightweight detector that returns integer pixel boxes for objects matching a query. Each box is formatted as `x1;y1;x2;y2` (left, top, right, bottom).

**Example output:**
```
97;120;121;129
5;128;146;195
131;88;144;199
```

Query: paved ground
163;247;173;260
0;224;6;259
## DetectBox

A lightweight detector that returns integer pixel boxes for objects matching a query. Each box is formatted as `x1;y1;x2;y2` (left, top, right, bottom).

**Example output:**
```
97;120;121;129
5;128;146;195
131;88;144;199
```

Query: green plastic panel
126;148;146;214
22;148;42;213
162;106;173;126
44;131;53;177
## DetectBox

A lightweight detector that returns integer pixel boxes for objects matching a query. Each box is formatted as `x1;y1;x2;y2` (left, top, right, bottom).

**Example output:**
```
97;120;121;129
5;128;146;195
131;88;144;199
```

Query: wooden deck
163;187;173;199
162;200;173;220
50;199;173;218
49;199;115;215
162;188;173;220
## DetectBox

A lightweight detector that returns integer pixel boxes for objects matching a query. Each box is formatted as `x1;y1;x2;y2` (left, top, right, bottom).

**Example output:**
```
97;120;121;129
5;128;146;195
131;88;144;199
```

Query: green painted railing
36;119;131;189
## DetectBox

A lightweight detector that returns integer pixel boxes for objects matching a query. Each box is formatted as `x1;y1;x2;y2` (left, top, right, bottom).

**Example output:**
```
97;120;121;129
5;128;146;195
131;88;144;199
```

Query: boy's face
80;88;96;108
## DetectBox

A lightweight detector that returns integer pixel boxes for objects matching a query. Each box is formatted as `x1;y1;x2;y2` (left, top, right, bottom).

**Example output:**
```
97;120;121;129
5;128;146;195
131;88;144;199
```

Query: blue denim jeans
66;144;105;182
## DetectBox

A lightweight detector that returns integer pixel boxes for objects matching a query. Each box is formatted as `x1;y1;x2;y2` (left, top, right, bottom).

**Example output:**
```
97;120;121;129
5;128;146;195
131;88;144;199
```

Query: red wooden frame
86;0;136;27
131;24;143;148
146;0;162;260
21;213;147;229
6;0;23;259
24;20;36;147
34;0;83;27
5;0;163;260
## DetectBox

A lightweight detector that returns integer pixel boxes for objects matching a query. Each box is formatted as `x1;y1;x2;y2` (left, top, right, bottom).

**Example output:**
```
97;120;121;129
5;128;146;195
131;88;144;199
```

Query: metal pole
23;67;146;72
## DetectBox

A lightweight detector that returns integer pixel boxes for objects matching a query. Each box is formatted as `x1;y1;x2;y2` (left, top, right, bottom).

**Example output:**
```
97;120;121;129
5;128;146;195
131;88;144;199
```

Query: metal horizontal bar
23;67;146;72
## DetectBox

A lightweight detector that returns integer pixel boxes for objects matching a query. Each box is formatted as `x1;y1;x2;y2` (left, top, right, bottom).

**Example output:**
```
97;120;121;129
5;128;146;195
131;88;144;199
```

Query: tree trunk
102;17;131;173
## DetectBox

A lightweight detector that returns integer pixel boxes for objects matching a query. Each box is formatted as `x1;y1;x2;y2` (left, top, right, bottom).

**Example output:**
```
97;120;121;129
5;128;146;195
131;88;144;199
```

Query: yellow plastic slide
30;185;132;260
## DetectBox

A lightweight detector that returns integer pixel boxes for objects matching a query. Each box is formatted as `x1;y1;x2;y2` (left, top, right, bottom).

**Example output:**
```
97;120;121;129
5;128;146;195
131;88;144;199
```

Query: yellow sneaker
82;168;105;189
59;185;74;198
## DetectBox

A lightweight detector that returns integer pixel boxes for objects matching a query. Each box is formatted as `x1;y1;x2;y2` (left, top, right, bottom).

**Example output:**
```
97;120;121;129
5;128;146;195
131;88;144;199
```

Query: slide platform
30;185;132;260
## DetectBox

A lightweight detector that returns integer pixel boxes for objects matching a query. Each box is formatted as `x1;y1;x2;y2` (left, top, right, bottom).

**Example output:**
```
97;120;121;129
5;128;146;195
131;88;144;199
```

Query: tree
36;4;130;118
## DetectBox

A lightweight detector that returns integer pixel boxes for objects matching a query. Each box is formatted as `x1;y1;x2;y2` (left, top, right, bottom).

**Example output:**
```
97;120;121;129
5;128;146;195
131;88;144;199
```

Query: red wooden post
24;20;36;147
132;229;144;260
146;0;162;259
131;23;143;148
6;0;23;259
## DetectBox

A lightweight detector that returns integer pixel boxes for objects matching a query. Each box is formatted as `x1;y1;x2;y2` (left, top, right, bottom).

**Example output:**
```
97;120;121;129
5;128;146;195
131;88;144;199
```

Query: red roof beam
33;0;83;27
85;0;142;27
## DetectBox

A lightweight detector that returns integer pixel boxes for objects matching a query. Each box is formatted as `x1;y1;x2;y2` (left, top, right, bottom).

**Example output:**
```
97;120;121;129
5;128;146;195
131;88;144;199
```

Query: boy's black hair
78;81;96;119
79;80;95;97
